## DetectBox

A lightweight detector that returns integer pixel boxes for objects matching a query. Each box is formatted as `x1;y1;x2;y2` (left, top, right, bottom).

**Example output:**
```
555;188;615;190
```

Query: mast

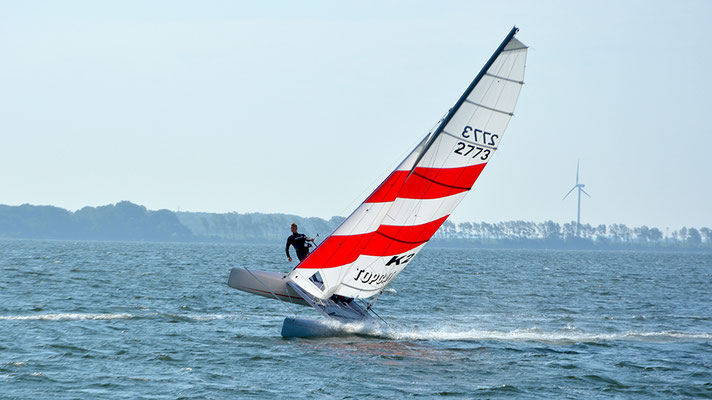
410;26;521;172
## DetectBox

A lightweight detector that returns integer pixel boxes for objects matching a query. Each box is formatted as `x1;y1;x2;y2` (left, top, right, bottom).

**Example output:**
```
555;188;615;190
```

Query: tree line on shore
0;201;710;250
433;220;711;248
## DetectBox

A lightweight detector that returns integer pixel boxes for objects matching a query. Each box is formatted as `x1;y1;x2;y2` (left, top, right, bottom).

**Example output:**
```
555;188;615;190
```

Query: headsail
289;27;528;300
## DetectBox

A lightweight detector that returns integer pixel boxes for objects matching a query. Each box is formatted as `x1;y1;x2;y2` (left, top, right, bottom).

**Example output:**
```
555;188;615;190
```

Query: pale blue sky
1;1;710;229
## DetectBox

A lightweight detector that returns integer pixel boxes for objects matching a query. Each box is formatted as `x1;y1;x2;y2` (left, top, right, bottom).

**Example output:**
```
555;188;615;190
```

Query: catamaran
228;27;528;337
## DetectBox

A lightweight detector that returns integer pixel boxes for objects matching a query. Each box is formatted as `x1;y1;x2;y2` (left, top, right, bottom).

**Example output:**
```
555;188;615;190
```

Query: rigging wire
358;298;389;327
244;268;297;318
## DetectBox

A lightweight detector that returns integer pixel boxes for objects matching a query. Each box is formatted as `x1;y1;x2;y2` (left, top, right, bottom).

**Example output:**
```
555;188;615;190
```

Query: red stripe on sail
364;170;410;203
297;234;371;270
398;163;487;200
375;215;449;245
297;216;449;269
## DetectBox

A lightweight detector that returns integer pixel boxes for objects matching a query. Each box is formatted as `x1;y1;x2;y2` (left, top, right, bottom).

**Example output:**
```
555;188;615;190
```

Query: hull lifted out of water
227;27;528;337
227;268;308;307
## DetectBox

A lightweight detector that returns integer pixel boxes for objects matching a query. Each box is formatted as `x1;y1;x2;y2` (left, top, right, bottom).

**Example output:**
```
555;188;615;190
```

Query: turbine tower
563;161;590;236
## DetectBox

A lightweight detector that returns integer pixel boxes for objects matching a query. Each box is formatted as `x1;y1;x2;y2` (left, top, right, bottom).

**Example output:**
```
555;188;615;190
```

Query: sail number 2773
454;126;495;160
454;142;490;160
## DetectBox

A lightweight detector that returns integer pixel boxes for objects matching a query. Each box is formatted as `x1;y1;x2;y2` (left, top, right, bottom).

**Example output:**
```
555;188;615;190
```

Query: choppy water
1;239;710;399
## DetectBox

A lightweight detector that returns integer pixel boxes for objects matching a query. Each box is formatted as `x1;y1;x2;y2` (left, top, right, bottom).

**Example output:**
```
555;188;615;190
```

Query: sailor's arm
285;237;293;261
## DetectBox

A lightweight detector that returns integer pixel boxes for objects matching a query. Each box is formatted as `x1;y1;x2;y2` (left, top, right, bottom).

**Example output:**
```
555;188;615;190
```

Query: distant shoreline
1;201;710;252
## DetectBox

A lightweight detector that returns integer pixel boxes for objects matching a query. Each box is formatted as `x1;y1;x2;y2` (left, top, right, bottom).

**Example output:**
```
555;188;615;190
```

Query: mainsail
289;27;528;300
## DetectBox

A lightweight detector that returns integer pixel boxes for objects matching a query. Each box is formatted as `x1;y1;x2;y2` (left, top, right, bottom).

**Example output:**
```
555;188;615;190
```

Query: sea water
0;240;710;399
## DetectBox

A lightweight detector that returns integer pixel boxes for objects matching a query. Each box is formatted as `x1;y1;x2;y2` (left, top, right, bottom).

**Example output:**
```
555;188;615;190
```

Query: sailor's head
291;222;298;234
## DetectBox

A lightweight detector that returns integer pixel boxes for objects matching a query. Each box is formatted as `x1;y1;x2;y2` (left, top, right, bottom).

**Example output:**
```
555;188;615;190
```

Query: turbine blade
576;160;580;184
581;188;591;198
563;186;576;200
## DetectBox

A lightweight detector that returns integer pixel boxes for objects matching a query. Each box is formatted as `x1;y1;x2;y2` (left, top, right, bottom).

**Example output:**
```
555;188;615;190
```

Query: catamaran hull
281;317;346;338
227;268;310;307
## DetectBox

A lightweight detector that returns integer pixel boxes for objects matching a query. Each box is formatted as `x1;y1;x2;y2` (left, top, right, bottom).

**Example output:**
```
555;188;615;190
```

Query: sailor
286;222;314;263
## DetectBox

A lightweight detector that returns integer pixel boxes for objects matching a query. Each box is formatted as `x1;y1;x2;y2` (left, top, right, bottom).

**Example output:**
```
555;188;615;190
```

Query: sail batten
463;100;514;116
484;72;524;84
289;27;528;300
441;130;498;149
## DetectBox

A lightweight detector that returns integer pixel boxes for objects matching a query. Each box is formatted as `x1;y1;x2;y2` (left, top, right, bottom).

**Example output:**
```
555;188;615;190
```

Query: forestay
289;28;528;300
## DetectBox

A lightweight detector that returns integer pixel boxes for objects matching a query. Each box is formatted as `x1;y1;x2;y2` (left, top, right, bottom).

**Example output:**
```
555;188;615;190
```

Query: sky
1;0;710;230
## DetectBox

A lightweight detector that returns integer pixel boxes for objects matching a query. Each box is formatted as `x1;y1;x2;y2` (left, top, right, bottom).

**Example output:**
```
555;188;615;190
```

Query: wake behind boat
228;26;528;337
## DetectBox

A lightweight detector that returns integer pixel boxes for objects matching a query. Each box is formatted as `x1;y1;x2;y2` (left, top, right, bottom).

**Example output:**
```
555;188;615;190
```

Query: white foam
0;312;245;322
360;326;712;343
0;313;132;321
182;314;237;321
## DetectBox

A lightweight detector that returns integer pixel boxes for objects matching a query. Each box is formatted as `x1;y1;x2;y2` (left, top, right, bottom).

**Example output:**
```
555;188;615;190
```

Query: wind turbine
563;161;590;236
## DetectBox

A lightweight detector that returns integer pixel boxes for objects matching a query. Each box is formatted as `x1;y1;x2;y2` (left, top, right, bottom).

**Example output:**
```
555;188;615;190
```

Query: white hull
227;268;310;307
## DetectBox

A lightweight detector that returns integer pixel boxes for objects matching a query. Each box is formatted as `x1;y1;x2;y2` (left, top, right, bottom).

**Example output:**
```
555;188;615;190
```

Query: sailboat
228;27;528;337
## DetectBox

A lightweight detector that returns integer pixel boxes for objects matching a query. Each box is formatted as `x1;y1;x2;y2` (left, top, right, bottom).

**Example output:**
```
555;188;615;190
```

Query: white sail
289;29;528;300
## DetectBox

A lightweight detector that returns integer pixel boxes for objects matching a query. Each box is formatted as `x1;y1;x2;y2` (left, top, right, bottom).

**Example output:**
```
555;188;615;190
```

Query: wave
184;314;243;321
152;313;240;321
0;312;240;322
0;313;133;321
3;313;709;344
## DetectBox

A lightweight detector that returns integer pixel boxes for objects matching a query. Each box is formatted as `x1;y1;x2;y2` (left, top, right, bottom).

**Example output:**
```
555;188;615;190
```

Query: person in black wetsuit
286;222;314;263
